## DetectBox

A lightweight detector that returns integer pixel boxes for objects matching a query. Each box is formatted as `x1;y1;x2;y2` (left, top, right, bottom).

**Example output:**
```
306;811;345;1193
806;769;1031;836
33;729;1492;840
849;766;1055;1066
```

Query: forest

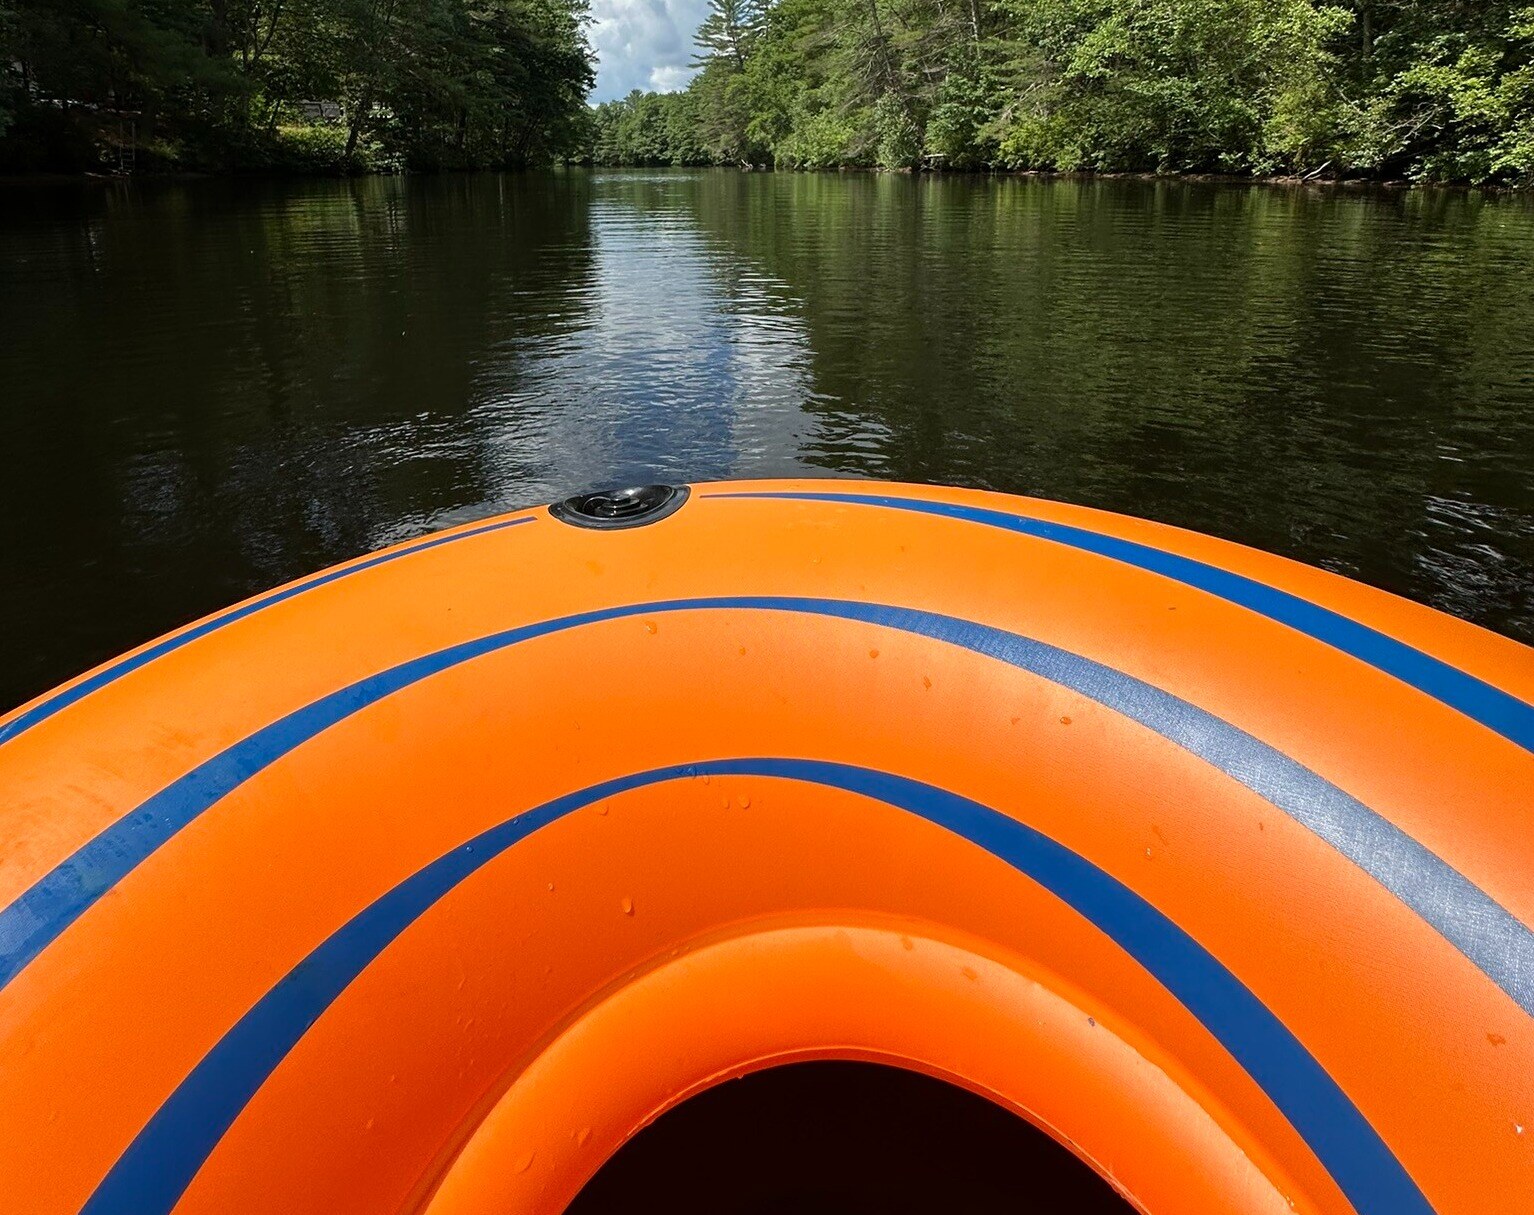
0;0;593;172
587;0;1534;183
3;0;1531;181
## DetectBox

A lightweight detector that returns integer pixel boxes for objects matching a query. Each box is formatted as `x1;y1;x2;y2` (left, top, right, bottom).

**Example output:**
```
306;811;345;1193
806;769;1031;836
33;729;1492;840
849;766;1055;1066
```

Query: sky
588;0;711;102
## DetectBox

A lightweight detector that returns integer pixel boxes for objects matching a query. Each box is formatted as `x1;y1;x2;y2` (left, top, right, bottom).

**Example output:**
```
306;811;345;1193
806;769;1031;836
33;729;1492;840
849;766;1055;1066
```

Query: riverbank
0;148;1517;194
592;1;1534;190
588;164;1534;192
0;110;418;178
13;164;1520;197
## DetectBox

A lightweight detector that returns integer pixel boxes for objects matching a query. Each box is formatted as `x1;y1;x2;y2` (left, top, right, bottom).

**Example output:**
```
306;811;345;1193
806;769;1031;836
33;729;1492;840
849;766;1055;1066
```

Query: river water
2;170;1532;710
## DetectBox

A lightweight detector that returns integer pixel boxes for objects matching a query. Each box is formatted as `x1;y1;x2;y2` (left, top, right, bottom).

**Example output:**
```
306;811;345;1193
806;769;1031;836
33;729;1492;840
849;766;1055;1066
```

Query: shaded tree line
0;0;593;173
583;0;1534;183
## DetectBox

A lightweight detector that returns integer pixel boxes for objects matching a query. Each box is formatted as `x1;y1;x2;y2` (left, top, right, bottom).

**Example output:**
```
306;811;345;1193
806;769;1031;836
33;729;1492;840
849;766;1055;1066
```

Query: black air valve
549;484;690;530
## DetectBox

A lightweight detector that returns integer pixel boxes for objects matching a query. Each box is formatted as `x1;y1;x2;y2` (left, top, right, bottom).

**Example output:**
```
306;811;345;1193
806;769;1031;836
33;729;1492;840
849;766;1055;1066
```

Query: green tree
0;0;592;172
692;0;771;162
694;0;765;70
1348;4;1534;181
6;0;1534;182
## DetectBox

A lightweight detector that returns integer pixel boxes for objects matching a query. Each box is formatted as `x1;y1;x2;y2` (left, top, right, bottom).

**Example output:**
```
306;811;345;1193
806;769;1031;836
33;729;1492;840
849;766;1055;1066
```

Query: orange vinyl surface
0;479;1529;1215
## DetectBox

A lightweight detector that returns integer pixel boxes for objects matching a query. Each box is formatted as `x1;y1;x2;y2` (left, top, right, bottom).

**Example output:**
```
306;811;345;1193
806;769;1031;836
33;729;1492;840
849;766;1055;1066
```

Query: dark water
3;170;1532;711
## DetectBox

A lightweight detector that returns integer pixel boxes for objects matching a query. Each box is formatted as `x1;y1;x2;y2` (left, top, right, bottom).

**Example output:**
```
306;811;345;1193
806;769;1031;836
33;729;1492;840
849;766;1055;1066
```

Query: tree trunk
206;0;230;57
345;96;371;157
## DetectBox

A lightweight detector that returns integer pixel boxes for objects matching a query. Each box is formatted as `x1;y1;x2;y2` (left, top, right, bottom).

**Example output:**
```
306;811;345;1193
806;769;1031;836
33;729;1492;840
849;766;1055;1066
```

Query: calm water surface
2;170;1532;710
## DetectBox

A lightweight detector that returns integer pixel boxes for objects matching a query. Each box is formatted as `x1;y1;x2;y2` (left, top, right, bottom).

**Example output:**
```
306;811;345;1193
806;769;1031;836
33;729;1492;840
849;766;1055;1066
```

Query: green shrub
776;107;859;168
268;124;382;175
873;93;922;169
926;64;1002;170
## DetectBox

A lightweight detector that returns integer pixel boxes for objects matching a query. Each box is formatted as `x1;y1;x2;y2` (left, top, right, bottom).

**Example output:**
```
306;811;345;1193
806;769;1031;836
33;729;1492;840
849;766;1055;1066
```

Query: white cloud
648;62;696;92
588;0;712;102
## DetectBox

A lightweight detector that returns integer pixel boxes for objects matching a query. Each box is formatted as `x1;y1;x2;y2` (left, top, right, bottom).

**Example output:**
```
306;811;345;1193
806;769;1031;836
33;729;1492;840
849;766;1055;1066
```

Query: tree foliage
588;89;709;165
581;0;1534;183
0;0;594;171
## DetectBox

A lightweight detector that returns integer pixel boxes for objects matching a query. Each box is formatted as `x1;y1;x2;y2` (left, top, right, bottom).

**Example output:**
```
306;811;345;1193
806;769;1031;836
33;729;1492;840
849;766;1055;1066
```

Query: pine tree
692;0;764;72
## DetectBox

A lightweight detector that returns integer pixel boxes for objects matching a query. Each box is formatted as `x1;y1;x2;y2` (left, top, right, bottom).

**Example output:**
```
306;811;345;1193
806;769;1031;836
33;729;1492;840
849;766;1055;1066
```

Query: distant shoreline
3;165;1520;193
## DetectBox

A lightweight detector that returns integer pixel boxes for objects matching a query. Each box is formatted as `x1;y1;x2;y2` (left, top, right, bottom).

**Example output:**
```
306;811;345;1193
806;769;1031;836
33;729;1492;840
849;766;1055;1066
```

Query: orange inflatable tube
0;479;1529;1214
